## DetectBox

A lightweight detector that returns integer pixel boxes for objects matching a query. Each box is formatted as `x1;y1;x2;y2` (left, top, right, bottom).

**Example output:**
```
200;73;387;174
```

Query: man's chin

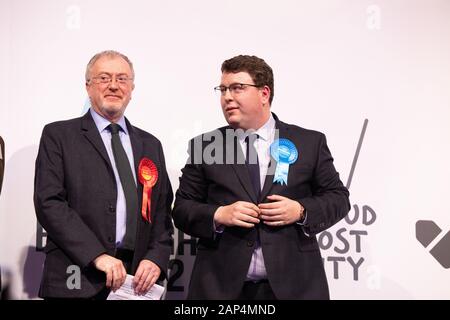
102;104;124;113
225;115;241;128
98;105;125;120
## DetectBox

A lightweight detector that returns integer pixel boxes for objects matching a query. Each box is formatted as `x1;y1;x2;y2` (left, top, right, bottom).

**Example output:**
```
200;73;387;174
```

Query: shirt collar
237;113;275;143
90;108;129;135
255;113;275;142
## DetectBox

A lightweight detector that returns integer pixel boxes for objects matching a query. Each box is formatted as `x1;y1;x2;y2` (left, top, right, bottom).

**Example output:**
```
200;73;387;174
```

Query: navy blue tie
245;134;261;201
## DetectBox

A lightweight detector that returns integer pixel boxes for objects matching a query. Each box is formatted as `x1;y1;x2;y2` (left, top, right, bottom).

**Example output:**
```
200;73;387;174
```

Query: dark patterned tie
245;134;261;201
109;123;137;250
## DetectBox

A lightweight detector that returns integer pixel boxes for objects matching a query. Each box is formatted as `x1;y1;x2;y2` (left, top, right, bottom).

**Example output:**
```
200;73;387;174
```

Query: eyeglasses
214;83;260;95
89;74;134;85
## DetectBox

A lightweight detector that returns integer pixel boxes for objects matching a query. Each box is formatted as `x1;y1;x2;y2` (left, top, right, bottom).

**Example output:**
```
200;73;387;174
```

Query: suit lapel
260;114;291;202
126;118;144;219
124;119;145;260
81;111;113;170
126;118;144;178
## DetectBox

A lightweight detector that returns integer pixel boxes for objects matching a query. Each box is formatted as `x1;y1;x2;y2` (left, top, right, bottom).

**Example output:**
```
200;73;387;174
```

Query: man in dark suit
0;136;4;195
172;55;350;300
0;136;5;299
34;50;173;299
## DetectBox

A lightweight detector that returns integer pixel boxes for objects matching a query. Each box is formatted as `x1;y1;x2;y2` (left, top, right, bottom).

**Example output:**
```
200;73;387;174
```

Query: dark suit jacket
34;111;173;298
0;136;4;194
172;113;350;300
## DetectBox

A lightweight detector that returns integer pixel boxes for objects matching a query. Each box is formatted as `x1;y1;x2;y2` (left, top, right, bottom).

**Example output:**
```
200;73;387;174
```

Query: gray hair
85;50;135;82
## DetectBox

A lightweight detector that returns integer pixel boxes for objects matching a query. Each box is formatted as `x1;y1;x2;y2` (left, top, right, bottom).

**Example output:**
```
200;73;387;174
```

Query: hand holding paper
107;274;165;300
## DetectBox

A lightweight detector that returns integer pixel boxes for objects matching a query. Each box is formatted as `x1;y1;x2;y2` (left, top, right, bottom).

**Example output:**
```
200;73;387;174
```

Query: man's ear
261;85;271;104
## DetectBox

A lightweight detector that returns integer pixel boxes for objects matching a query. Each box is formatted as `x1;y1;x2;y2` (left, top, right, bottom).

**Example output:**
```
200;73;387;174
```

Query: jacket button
247;241;254;247
108;236;114;243
109;205;116;213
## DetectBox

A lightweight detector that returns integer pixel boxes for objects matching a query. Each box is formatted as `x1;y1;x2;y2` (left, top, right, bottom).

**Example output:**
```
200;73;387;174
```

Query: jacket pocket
296;227;320;251
298;239;320;252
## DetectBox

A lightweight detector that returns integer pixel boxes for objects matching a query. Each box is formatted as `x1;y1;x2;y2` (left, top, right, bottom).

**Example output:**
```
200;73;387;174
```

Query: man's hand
93;254;127;292
258;195;304;227
214;201;261;228
133;259;161;295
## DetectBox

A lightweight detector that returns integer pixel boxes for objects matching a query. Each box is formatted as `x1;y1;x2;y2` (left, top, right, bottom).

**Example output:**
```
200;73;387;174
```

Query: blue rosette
270;138;298;185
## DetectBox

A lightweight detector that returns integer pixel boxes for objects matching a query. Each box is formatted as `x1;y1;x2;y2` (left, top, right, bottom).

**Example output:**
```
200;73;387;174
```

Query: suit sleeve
34;125;106;268
172;138;220;239
298;133;350;235
142;140;174;278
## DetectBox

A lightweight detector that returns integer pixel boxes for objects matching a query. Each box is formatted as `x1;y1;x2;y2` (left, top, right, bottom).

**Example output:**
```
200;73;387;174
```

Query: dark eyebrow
96;72;129;76
218;83;241;87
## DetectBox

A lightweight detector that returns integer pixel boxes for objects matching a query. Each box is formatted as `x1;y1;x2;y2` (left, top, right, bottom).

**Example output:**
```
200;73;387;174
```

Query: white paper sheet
107;274;165;300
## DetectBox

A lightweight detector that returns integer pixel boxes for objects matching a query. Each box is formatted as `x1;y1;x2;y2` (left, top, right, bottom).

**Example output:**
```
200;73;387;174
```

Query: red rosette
138;158;158;223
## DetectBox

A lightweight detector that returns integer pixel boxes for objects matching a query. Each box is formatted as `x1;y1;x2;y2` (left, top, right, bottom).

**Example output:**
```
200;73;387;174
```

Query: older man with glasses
34;50;174;300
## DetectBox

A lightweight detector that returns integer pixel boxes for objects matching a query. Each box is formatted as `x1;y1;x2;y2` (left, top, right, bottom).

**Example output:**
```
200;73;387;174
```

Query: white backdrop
1;0;449;299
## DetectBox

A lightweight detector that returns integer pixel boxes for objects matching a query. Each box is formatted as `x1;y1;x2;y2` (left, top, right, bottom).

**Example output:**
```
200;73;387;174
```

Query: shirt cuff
296;211;310;237
296;210;308;226
213;206;225;233
214;221;225;233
